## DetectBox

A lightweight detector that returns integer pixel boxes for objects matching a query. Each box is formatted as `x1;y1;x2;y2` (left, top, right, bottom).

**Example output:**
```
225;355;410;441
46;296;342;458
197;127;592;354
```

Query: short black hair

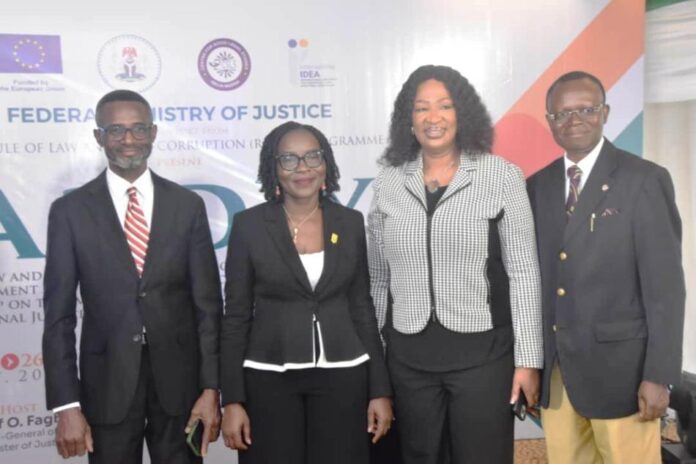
257;121;340;202
546;71;606;112
381;65;493;166
95;89;153;126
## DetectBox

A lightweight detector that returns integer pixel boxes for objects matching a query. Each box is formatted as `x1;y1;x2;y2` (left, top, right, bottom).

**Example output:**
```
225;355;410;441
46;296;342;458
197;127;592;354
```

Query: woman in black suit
220;121;393;464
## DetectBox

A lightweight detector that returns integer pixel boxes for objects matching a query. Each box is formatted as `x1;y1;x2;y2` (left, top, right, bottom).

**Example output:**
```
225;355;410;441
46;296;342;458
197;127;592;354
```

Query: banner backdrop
0;0;666;462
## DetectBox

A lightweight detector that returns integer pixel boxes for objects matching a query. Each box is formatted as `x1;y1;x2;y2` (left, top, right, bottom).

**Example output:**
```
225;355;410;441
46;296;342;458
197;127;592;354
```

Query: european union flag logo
0;34;63;73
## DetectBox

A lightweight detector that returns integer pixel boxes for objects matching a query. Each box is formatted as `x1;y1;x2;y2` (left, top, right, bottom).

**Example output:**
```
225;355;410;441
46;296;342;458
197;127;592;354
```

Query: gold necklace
424;159;457;193
283;203;319;243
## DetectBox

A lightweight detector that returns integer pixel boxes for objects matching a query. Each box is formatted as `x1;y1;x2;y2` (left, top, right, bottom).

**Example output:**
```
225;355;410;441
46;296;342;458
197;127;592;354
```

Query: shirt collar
563;137;604;178
106;167;153;199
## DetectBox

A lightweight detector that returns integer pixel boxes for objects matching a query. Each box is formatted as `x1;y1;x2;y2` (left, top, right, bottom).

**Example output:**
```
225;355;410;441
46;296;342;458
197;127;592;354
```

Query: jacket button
132;334;142;343
559;251;567;261
552;324;557;332
557;288;566;297
139;291;147;298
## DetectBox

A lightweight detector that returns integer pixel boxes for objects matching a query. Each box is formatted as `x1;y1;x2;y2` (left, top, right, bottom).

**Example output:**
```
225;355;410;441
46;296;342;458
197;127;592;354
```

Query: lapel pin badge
601;184;609;192
330;233;339;244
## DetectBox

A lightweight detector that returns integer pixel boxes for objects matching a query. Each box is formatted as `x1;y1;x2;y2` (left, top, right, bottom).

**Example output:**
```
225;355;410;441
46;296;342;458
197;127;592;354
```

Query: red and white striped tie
125;187;149;276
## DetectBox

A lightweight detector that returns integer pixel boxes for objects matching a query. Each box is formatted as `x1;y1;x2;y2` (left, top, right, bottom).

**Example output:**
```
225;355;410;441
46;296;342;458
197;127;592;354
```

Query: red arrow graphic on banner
1;353;19;370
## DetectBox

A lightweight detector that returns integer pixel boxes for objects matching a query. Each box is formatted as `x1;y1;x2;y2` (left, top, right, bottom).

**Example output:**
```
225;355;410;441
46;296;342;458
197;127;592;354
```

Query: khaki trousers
541;365;661;464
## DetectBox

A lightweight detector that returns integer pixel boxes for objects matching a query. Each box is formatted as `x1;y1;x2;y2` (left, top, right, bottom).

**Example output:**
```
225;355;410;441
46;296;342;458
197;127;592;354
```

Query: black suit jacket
527;139;685;419
42;170;222;425
220;200;391;405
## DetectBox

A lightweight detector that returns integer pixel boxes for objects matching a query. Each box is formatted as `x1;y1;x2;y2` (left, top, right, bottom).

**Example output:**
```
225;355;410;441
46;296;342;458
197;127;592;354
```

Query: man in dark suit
42;90;223;463
527;71;685;463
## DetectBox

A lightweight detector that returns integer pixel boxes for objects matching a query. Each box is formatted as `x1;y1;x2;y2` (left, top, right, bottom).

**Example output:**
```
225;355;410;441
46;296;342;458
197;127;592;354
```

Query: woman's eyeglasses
276;150;324;171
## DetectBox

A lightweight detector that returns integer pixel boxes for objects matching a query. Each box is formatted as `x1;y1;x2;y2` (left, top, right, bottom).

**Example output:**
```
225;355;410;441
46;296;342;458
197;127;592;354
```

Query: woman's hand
221;403;252;450
510;367;540;408
367;397;393;444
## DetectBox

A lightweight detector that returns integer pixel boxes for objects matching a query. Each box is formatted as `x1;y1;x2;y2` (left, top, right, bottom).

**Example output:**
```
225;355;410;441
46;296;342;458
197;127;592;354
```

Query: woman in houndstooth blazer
367;65;543;464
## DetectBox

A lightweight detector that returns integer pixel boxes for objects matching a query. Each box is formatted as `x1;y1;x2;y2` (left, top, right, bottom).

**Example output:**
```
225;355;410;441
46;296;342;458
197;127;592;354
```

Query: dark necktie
565;165;583;218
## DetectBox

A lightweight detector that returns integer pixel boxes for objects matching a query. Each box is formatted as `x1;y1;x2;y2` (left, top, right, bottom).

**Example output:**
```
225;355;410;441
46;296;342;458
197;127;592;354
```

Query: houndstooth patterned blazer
367;152;543;368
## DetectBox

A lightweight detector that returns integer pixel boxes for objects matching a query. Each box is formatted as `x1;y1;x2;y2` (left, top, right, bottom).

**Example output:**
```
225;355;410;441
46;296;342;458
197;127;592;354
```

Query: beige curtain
645;0;696;374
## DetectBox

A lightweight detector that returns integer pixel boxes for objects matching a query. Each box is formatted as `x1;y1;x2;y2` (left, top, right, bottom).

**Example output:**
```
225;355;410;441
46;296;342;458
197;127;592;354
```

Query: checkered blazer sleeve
367;171;390;335
499;162;543;368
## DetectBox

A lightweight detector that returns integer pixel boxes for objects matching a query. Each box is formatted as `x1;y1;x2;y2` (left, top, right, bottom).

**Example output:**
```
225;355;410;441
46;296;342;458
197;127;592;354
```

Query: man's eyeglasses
98;124;154;141
546;104;605;125
276;150;324;171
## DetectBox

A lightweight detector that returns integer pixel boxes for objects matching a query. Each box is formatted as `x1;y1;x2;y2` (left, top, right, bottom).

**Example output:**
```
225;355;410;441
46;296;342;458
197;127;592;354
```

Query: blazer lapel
264;202;313;293
439;152;474;203
403;152;475;207
563;140;618;243
85;172;139;280
403;158;427;209
139;173;174;287
313;201;342;294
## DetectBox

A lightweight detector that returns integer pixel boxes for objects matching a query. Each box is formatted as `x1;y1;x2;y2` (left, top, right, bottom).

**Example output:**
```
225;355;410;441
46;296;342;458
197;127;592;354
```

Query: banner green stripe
613;113;644;157
647;0;691;12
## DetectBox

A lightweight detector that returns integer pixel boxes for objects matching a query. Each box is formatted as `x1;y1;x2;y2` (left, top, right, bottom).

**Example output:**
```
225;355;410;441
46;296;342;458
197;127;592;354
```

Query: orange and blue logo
287;37;336;88
287;38;309;49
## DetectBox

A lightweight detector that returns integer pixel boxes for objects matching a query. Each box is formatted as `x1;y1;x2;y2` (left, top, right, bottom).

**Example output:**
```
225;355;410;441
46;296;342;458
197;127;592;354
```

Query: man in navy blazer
42;90;223;463
527;71;685;463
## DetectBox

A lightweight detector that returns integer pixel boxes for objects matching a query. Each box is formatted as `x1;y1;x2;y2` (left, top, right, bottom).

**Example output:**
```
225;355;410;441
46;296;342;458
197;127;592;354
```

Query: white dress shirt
106;168;154;228
563;137;604;199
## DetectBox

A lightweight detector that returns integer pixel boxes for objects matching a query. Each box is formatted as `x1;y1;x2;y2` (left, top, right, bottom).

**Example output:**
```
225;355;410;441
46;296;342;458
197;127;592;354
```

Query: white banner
1;1;672;462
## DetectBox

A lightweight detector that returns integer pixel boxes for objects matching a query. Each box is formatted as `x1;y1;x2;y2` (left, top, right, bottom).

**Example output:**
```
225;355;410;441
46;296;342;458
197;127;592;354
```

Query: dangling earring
321;182;327;197
410;127;415;135
275;185;281;199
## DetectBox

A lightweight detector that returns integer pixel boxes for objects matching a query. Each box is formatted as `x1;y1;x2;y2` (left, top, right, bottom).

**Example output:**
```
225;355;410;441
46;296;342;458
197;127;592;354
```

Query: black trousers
88;346;199;464
240;365;369;464
370;415;403;464
388;350;514;464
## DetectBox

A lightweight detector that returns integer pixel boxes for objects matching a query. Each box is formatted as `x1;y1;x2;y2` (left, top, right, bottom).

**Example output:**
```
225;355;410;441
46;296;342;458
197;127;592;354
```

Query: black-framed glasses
98;124;154;141
276;149;324;171
546;104;604;125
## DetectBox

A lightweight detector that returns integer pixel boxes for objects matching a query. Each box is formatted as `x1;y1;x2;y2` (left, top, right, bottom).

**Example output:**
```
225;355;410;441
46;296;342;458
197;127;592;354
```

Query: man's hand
55;408;93;458
510;367;540;408
637;380;670;421
185;389;220;457
367;397;393;444
221;403;252;450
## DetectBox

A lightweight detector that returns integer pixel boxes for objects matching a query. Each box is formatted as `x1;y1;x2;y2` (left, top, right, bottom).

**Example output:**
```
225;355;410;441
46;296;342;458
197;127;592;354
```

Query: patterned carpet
514;439;548;464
